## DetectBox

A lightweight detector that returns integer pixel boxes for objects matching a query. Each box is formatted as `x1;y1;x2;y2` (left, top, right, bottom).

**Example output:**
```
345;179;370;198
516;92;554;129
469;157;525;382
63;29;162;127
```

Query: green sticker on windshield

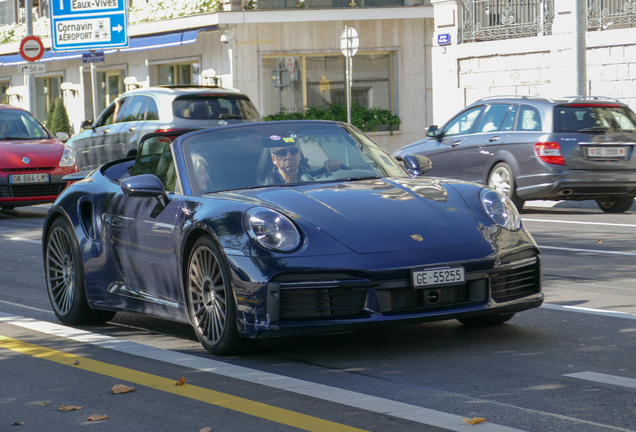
282;137;295;143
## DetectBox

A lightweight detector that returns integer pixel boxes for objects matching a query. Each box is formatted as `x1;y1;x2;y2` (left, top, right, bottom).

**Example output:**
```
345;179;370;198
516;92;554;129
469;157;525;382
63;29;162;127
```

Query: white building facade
1;0;636;154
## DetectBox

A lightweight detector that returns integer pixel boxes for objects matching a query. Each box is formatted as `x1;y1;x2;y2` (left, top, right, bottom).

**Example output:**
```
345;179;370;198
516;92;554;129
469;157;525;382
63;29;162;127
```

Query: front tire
488;162;525;211
186;236;245;355
596;197;634;213
45;218;116;325
458;313;516;327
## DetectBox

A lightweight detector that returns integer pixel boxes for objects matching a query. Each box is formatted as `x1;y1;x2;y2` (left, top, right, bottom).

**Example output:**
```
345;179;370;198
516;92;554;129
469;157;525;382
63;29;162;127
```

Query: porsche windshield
182;122;408;195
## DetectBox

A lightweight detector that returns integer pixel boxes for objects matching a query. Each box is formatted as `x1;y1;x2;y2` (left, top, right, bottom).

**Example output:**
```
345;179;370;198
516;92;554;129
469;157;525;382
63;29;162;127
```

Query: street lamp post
574;0;587;96
25;0;36;113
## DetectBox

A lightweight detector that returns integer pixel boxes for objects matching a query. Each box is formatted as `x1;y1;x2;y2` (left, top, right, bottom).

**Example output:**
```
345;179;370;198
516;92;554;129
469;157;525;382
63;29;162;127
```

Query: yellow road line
0;335;368;432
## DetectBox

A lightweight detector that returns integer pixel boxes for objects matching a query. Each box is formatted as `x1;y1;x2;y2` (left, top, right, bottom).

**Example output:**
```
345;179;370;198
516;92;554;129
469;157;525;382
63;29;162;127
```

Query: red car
0;104;77;210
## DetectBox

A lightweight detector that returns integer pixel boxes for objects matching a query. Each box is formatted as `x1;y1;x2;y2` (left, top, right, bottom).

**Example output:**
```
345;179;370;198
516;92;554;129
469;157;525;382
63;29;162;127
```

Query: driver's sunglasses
273;147;300;158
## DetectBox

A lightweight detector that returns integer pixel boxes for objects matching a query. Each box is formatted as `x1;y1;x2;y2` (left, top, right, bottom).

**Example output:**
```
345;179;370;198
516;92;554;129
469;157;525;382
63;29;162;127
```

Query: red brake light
535;142;565;165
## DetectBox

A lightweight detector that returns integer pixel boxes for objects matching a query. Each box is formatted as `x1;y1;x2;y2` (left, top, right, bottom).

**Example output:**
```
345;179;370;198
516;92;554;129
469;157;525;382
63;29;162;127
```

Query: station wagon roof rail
476;95;554;103
557;95;623;104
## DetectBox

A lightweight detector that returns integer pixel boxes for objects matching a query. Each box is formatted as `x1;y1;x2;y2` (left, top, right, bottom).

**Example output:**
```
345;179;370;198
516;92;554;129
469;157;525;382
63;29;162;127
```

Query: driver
261;142;340;185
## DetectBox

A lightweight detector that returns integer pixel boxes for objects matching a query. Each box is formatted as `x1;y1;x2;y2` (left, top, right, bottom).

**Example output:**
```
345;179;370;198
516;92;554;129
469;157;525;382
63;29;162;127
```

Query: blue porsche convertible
43;121;543;355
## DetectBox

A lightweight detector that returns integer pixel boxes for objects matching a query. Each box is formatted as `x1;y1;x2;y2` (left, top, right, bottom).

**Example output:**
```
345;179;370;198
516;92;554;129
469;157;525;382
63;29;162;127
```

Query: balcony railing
461;0;554;42
588;0;636;30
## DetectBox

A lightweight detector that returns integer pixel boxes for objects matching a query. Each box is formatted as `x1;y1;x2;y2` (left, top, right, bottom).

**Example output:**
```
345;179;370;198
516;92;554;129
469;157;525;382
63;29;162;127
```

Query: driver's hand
323;159;340;172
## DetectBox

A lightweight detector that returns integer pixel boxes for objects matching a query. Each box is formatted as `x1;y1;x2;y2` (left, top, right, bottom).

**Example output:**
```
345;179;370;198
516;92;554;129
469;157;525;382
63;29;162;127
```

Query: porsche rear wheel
45;218;116;325
457;313;516;327
488;163;525;211
187;236;245;355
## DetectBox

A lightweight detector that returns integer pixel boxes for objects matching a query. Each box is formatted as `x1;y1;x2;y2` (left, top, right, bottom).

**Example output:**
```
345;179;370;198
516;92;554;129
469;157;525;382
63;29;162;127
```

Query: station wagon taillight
535;142;565;165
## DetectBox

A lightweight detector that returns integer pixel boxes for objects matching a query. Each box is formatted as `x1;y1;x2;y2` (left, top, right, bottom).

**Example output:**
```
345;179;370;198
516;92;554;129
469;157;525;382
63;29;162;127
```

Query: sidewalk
525;198;636;211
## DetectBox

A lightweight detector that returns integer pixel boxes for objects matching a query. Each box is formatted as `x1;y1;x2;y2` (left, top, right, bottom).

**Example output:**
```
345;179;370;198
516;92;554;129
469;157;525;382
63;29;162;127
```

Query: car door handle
488;136;500;142
128;126;136;132
451;141;461;147
103;128;110;134
106;215;122;227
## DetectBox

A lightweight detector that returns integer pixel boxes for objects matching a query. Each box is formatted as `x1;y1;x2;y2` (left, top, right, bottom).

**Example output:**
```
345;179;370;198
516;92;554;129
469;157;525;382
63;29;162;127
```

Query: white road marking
564;372;636;390
538;245;636;256
7;237;41;244
0;312;526;432
541;304;636;320
523;218;636;228
0;300;54;313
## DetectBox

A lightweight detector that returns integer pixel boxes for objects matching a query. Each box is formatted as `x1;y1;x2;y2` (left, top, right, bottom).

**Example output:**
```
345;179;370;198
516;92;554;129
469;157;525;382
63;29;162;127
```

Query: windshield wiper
346;176;382;181
218;114;244;120
578;126;609;133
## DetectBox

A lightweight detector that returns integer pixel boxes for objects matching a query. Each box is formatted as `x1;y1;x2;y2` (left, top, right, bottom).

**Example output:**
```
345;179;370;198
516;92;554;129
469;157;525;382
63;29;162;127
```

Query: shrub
50;98;71;136
264;102;401;134
45;100;56;131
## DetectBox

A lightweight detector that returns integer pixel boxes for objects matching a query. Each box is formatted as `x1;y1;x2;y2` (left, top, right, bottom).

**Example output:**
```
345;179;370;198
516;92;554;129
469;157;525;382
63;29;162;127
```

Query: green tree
50;97;71;135
45;99;56;131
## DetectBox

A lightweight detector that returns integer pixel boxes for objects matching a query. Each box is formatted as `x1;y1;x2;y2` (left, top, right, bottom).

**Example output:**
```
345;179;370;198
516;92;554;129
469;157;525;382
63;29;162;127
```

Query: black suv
394;95;636;212
67;85;261;171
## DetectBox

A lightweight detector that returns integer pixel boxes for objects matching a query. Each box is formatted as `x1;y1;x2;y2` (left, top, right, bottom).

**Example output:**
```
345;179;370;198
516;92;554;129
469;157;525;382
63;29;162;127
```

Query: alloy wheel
46;227;75;316
489;166;512;196
188;245;227;345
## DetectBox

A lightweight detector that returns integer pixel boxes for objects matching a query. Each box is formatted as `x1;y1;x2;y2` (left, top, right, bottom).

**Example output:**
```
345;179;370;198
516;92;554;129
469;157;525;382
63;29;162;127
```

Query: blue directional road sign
49;0;129;51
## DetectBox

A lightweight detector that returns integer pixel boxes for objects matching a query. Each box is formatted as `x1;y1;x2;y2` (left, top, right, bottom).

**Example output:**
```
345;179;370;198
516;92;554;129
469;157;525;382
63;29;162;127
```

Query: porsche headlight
59;145;76;167
245;207;302;252
480;189;521;231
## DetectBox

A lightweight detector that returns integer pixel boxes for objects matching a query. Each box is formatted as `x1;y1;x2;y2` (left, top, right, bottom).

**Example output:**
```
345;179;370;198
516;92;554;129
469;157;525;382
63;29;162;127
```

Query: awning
0;28;212;66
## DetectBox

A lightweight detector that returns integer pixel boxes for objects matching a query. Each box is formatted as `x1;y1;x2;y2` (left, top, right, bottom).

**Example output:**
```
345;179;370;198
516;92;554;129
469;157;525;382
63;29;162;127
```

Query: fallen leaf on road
597;239;602;243
88;414;108;421
111;384;135;394
73;360;81;365
463;417;487;425
176;376;185;386
39;401;50;406
59;405;84;411
12;421;25;426
199;428;212;432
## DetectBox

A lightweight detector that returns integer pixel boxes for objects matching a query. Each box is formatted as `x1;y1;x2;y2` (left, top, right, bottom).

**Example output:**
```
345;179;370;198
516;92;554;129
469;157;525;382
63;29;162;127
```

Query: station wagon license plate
587;147;626;158
412;266;465;288
10;173;49;184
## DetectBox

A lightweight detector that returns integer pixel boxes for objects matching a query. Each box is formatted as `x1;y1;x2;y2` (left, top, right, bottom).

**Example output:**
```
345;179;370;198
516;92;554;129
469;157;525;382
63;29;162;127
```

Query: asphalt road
0;202;635;432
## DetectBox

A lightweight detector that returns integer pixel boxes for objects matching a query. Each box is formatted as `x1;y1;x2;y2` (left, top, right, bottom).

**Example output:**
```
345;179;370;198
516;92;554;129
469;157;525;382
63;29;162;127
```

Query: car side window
117;96;146;123
96;103;117;127
442;107;483;137
517;106;542;131
500;105;518;131
476;104;513;133
145;97;159;121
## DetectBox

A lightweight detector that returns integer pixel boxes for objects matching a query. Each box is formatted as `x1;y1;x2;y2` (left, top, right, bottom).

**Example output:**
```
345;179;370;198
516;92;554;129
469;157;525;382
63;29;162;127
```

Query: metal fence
588;0;636;30
461;0;554;42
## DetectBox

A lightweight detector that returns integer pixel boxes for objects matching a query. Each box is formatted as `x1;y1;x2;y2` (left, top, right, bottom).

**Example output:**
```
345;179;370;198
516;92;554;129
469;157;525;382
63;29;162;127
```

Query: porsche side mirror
121;174;170;207
426;125;440;138
403;154;433;177
56;132;69;142
81;119;94;130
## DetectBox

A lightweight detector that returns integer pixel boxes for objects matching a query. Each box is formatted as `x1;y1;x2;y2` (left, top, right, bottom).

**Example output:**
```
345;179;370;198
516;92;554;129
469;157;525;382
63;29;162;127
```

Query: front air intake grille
491;260;541;301
0;183;66;198
279;287;367;319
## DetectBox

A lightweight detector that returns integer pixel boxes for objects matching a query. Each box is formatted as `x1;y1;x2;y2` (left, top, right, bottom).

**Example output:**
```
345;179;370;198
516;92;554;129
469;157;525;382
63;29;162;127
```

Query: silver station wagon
67;85;261;171
394;96;636;213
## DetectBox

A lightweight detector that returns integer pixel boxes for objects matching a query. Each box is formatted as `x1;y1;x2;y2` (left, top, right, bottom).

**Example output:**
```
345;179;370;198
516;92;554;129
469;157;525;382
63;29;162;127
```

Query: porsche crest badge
411;234;423;242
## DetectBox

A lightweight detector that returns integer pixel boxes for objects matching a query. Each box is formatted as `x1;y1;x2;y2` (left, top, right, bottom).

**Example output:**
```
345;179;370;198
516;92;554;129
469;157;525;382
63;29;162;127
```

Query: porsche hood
241;178;485;254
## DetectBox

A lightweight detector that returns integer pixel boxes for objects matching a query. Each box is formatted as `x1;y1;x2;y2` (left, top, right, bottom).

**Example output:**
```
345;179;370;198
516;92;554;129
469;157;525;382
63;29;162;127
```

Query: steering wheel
312;164;351;179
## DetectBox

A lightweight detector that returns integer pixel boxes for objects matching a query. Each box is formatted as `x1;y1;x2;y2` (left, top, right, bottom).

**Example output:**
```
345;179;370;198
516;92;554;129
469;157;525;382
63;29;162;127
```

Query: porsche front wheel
187;236;244;355
45;218;116;325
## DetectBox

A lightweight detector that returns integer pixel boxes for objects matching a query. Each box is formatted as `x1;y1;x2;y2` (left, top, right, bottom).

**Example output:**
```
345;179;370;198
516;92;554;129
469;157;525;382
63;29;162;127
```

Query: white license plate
10;173;49;184
587;147;626;158
412;267;465;288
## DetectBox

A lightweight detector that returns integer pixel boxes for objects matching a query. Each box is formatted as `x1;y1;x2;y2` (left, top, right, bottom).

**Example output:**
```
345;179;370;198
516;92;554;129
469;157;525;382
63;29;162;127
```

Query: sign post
49;0;129;51
340;26;359;124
